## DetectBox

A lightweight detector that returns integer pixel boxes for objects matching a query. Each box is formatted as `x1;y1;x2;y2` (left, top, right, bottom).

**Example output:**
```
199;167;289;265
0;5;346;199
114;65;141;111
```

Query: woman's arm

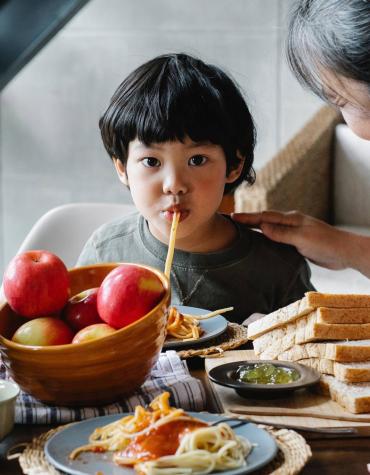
232;210;370;279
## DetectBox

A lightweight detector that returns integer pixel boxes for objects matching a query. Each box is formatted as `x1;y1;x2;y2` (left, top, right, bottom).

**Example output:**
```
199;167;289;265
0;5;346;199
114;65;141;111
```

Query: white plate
45;412;278;475
163;305;228;349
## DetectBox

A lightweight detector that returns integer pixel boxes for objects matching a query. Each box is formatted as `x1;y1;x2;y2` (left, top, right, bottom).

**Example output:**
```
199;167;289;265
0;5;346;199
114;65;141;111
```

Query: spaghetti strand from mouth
164;211;180;279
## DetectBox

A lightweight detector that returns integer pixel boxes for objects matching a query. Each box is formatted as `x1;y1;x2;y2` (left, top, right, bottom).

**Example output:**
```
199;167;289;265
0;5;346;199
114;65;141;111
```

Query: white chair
0;202;136;304
16;202;136;268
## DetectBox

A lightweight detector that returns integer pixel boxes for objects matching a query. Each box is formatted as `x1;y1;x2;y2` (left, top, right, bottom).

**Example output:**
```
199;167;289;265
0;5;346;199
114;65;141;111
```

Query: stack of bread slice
248;292;370;413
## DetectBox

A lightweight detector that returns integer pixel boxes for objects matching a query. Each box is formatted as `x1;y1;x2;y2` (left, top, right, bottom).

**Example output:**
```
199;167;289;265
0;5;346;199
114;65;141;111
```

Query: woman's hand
232;210;370;274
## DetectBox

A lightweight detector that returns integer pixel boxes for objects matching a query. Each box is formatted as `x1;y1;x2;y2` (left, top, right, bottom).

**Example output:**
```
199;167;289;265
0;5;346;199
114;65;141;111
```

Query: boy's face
114;137;243;248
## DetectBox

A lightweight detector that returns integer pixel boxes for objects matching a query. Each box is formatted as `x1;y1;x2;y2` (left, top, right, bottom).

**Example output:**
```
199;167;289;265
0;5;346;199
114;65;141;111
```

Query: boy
77;53;314;324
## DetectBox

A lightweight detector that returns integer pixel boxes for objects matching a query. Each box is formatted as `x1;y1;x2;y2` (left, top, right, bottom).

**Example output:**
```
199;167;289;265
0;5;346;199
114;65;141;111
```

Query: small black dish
208;360;320;398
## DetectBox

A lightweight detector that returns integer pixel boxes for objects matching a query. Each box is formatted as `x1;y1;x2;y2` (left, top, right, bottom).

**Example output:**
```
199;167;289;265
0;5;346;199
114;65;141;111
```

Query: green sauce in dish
237;363;300;385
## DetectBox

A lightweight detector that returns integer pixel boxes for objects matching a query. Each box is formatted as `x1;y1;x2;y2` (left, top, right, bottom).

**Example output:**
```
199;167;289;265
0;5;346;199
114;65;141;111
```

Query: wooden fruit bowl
0;263;170;406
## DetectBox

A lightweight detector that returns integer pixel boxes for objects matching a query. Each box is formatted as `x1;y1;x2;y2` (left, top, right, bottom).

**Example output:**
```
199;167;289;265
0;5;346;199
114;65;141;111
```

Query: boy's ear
113;157;129;186
225;153;245;184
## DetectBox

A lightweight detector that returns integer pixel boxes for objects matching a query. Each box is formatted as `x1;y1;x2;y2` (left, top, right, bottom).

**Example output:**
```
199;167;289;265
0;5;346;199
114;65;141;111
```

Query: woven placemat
8;422;311;475
177;323;249;359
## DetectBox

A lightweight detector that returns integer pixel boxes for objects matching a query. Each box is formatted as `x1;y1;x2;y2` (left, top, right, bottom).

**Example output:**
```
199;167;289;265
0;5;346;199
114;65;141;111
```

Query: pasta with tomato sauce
69;392;252;474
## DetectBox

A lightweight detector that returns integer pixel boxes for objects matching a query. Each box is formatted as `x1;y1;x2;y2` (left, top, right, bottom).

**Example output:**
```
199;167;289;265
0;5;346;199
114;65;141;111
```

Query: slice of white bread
306;292;370;308
253;311;370;360
298;357;370;383
320;374;370;413
317;307;370;324
248;292;370;340
278;340;370;362
247;297;313;340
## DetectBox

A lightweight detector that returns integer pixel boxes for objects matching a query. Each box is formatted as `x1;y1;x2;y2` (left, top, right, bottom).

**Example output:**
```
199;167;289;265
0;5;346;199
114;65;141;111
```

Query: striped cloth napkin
0;351;206;424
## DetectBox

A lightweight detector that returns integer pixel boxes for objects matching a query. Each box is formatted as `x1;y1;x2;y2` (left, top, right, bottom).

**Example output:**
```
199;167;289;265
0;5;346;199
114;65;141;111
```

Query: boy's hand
232;210;351;270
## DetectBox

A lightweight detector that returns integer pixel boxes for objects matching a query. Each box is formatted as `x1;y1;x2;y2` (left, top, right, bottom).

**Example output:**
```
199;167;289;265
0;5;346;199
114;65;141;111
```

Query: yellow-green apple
97;264;165;329
12;317;74;346
3;250;69;318
72;323;116;344
63;287;102;331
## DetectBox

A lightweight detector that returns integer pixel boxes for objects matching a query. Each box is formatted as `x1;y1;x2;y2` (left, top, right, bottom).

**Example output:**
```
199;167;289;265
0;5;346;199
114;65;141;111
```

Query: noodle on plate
69;392;253;474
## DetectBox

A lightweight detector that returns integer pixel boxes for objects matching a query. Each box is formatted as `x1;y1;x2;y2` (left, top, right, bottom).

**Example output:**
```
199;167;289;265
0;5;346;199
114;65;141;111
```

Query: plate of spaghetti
164;305;228;349
45;392;277;475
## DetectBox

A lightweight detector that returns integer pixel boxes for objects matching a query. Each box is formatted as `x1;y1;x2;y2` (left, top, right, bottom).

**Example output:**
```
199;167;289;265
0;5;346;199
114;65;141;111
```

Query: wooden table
195;358;370;474
1;358;369;474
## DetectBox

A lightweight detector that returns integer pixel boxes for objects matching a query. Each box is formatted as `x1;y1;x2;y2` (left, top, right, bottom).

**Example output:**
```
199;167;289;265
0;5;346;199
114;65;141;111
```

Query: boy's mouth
162;207;189;223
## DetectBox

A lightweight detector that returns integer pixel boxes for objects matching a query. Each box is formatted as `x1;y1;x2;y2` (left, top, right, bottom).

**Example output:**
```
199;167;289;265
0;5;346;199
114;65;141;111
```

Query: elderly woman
234;0;370;278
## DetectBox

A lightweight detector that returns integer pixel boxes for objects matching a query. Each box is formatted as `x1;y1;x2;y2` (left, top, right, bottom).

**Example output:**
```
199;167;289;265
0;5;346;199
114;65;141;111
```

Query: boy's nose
162;171;188;195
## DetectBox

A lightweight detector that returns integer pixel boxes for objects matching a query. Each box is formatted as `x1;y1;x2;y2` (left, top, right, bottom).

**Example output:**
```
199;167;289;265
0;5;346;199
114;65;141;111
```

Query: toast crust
306;292;370;308
254;311;370;359
248;292;370;341
320;375;370;413
278;340;370;362
298;357;370;383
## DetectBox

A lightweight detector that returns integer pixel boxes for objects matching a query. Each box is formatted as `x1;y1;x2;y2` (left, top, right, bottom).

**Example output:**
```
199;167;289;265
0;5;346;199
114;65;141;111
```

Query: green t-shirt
77;212;315;324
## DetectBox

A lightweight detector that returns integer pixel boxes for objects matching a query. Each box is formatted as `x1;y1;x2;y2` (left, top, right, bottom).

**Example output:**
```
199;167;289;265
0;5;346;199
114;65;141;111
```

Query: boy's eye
189;155;207;166
142;157;160;168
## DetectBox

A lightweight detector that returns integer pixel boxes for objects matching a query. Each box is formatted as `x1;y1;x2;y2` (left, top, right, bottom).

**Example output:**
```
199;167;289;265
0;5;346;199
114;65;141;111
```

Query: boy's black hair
99;53;256;194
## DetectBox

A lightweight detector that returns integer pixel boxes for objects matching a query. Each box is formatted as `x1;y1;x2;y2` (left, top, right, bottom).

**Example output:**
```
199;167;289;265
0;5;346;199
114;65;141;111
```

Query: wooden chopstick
182;307;234;320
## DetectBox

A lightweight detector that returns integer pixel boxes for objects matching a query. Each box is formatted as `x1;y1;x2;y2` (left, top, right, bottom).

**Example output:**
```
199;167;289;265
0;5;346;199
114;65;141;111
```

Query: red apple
3;250;70;318
97;264;165;329
72;323;116;344
12;317;74;346
63;287;102;331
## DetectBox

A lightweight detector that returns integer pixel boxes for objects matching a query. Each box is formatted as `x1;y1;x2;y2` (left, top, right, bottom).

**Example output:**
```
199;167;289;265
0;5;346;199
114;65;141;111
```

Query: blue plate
163;305;228;349
45;412;277;475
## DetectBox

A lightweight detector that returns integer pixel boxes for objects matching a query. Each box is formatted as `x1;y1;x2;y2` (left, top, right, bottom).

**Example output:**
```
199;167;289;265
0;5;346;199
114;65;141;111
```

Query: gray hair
287;0;370;100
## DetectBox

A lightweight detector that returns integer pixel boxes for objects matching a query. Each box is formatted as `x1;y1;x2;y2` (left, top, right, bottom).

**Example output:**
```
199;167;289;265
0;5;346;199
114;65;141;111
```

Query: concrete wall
0;0;321;274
